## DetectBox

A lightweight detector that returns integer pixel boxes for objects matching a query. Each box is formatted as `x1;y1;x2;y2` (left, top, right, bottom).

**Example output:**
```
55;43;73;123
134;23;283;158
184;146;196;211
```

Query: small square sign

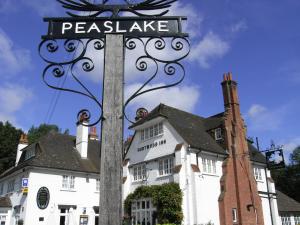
22;178;29;188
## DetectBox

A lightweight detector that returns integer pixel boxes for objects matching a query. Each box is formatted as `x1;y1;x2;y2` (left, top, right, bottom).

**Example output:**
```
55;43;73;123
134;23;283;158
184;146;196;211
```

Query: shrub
124;183;183;224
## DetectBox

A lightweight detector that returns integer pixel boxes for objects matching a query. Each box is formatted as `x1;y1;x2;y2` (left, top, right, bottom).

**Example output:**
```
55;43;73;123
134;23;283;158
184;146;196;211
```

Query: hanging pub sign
42;0;188;39
266;148;285;170
36;187;50;210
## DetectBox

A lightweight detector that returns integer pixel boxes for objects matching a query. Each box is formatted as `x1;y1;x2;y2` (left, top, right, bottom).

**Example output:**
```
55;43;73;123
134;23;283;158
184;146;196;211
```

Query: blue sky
0;0;299;159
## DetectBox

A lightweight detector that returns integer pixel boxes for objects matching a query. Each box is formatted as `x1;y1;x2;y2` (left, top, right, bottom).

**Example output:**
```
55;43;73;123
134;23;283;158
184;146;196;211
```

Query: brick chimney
16;134;28;166
218;73;264;225
76;112;89;158
89;126;99;140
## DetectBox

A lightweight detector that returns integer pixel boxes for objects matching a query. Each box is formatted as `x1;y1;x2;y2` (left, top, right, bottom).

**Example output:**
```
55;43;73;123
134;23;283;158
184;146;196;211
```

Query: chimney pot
16;133;28;166
76;113;89;158
89;126;99;140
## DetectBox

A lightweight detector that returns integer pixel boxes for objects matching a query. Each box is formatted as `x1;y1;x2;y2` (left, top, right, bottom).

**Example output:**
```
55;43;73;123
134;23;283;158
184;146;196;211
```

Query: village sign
39;1;189;225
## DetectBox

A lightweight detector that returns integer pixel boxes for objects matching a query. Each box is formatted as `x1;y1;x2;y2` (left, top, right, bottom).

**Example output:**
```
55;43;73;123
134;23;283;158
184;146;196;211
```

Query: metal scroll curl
124;36;190;124
40;38;105;127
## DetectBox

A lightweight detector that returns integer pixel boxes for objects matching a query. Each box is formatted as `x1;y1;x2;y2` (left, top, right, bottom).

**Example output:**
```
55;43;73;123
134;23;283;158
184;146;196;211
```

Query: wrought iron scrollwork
40;36;189;126
57;0;177;18
124;36;190;123
39;38;105;127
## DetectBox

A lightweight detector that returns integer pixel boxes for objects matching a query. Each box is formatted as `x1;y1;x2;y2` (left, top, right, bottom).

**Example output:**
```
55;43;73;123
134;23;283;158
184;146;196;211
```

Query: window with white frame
133;164;146;181
215;128;222;140
0;215;7;225
59;206;75;225
7;180;15;193
281;215;291;225
253;167;262;181
294;215;300;225
232;208;237;223
158;157;174;176
15;178;22;191
141;122;163;141
202;158;217;175
131;199;156;225
96;179;100;192
62;175;75;190
0;184;3;195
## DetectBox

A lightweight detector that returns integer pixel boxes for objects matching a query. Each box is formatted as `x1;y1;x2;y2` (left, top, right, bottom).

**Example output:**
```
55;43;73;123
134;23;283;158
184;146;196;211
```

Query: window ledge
157;174;173;179
132;180;146;184
202;173;218;177
60;189;76;192
141;134;164;143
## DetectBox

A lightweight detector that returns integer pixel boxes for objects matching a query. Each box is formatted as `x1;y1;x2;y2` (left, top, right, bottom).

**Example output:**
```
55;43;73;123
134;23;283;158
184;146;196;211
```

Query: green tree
272;146;300;202
290;146;300;165
27;124;66;144
0;121;23;174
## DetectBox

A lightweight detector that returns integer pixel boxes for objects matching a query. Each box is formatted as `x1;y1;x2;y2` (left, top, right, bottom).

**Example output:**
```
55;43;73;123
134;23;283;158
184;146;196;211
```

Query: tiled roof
277;190;300;212
130;104;266;162
0;132;100;178
0;196;12;207
0;104;266;179
132;104;227;155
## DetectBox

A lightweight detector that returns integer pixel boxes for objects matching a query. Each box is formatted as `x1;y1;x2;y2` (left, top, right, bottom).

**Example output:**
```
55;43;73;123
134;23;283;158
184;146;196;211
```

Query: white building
0;122;101;225
0;74;300;225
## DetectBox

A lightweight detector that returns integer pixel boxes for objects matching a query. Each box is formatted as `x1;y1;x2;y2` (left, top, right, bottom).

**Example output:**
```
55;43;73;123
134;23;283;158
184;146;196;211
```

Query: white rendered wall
253;163;281;225
126;119;185;165
23;169;100;225
124;119;224;225
0;170;28;225
0;168;100;225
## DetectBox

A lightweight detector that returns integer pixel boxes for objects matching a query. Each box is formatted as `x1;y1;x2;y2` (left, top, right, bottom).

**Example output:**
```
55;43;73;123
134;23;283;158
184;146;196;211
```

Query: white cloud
0;0;60;16
0;83;33;125
168;2;203;38
189;32;230;68
125;83;200;114
0;28;31;77
231;20;248;33
246;104;286;131
21;0;60;16
283;137;300;154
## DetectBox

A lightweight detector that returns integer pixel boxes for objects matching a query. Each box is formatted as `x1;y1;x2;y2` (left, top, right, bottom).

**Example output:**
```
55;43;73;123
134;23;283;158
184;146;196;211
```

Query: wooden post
99;34;124;225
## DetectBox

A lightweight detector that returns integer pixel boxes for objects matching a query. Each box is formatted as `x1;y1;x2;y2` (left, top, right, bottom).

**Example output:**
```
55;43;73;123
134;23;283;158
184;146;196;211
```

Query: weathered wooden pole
99;34;124;225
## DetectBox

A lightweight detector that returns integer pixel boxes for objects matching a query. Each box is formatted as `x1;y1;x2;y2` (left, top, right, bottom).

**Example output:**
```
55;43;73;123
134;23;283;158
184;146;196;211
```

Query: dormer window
140;122;163;141
25;148;35;160
215;128;222;140
253;167;262;181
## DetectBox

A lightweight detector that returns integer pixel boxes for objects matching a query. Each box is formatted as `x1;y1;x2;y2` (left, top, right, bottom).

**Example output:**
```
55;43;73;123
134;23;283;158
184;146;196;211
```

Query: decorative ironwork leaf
56;0;177;17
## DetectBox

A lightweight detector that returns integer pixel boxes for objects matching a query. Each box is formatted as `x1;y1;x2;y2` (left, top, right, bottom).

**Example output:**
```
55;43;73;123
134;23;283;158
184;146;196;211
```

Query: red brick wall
218;73;264;225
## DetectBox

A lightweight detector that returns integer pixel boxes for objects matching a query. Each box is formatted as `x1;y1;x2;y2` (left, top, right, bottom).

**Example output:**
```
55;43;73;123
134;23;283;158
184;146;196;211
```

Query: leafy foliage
272;146;300;202
27;124;68;144
124;183;183;224
0;121;23;174
290;146;300;165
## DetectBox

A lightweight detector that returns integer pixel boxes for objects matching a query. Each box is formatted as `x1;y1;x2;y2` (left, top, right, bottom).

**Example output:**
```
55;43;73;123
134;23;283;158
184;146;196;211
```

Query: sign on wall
22;178;28;188
36;187;50;210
